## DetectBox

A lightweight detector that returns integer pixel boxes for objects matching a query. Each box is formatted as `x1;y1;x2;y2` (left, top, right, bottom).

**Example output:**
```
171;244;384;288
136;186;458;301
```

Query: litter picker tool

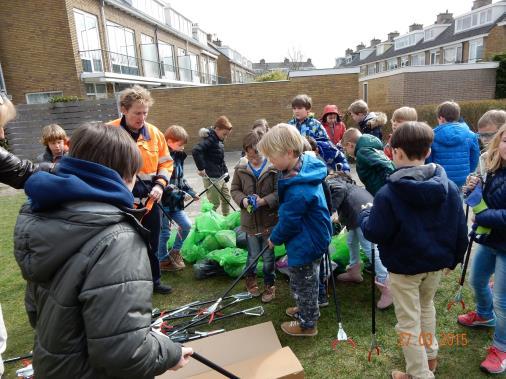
171;329;226;343
190;351;240;379
448;233;475;311
184;172;230;210
204;174;237;212
203;245;269;322
325;249;355;350
368;245;380;361
4;352;33;364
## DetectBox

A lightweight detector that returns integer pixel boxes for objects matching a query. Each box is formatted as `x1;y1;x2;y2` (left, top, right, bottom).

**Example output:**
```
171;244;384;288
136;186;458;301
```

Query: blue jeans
347;227;389;283
246;234;275;285
470;244;506;351
158;208;192;262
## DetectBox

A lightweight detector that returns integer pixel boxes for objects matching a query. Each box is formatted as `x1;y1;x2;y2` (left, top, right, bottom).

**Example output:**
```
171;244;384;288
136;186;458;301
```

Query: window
0;63;6;92
114;83;131;93
411;53;425;66
394;32;423;50
177;48;191;82
425;29;434;41
469;38;484;63
387;58;398;71
167;9;192;37
140;34;160;78
443;44;463;64
455;8;493;33
430;49;440;65
132;0;165;23
74;9;103;72
363;83;368;103
193;26;207;45
400;56;409;67
158;41;176;80
208;59;217;84
367;64;376;75
26;91;63;104
189;53;200;83
85;83;107;99
106;21;139;76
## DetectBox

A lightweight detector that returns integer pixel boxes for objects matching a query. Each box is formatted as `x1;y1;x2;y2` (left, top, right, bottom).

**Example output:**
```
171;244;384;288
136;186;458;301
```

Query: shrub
48;95;81;104
255;70;288;82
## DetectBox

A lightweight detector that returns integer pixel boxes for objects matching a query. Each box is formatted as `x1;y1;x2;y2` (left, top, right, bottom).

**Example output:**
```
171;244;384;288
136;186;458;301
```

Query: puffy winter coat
359;112;387;141
14;157;181;379
0;146;52;189
474;168;506;251
270;154;332;266
192;128;229;178
288;116;329;140
355;134;395;195
230;159;279;235
427;122;480;188
161;150;196;211
321;105;346;145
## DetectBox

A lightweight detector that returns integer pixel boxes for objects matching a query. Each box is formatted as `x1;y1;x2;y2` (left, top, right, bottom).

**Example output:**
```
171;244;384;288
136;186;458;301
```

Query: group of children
2;83;506;378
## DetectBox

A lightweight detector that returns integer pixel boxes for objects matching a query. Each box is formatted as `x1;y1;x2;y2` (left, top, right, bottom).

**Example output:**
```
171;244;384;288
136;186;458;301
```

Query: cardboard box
157;321;304;379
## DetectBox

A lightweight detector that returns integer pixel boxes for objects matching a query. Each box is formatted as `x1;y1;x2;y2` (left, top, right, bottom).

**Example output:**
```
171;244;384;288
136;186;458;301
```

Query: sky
168;0;477;68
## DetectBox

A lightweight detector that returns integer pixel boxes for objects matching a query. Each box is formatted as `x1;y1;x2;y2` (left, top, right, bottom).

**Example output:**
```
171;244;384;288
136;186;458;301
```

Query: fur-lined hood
199;127;212;138
364;112;387;128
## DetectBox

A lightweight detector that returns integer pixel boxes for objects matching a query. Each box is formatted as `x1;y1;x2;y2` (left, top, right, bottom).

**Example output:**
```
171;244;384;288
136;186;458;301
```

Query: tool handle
191;352;240;379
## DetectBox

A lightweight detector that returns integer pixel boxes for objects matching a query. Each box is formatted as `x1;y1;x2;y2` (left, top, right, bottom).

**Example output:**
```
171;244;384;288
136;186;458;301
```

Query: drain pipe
100;0;112;72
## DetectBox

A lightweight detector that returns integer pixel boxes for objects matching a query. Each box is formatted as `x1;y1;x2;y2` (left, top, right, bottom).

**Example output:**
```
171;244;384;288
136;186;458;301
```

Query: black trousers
141;204;162;286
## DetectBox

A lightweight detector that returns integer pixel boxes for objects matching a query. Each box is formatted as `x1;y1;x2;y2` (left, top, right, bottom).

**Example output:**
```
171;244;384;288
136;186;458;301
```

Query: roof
344;13;506;67
252;61;315;70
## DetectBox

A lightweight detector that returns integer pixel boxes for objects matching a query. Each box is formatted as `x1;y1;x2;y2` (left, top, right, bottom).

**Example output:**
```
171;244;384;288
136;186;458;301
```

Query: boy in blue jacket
259;123;332;337
360;121;468;379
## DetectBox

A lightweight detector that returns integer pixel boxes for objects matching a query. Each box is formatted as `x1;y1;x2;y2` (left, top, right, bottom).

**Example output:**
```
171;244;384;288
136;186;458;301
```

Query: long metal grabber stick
183;172;229;210
191;352;240;379
204;174;237;211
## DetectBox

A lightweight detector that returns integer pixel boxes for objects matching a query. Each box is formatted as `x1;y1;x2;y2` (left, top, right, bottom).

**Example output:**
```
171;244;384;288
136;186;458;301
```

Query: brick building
208;39;256;84
0;0;253;104
252;58;315;75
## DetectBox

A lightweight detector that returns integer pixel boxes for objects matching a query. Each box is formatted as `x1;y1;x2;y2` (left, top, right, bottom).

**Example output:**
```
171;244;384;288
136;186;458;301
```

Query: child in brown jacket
231;131;279;302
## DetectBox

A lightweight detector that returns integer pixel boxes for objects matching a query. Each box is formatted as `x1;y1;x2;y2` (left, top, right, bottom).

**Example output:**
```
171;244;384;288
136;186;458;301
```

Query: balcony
78;49;228;87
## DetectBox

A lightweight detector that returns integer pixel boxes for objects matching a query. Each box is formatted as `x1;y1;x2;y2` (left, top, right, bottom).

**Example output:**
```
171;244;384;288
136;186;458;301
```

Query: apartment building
208;39;256;84
252;58;315;75
0;0;250;104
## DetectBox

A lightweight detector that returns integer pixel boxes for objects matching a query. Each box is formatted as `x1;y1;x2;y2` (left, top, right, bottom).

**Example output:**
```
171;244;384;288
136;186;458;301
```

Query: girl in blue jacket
458;124;506;374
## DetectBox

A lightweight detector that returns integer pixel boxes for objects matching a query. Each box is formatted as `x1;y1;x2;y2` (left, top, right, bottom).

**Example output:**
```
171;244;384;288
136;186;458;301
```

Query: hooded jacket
288;116;329;140
14;157;181;379
192;128;229;178
269;154;332;266
161;150;196;211
360;164;468;275
427;121;480;187
359;112;387;141
355;134;395;195
321;105;346;145
230;158;279;235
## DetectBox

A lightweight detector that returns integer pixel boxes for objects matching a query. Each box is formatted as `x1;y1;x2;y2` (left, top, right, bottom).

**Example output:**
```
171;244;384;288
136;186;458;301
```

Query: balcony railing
79;49;228;85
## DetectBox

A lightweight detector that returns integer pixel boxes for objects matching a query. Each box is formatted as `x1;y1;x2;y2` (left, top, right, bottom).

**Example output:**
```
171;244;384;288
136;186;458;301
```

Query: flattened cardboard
157;321;304;379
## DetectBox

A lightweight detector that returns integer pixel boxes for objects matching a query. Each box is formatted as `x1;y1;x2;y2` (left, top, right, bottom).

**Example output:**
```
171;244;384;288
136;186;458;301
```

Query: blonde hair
478;109;506;130
392;107;418;123
257;123;304;158
119;85;154;110
0;94;16;129
164;125;188;143
348;100;368;115
485;123;506;173
41;124;67;145
341;128;362;145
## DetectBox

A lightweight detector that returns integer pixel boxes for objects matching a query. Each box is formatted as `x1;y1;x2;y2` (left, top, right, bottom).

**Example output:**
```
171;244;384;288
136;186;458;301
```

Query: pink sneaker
480;346;506;374
457;311;495;328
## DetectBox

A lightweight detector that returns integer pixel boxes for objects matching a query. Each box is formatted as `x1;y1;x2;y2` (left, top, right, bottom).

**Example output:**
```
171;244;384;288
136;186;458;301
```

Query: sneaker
170;249;186;270
261;285;276;303
281;321;317;337
480;346;506;374
286;306;300;319
153;283;173;294
458;311;495;328
318;298;329;308
391;370;412;379
160;259;179;272
245;276;261;297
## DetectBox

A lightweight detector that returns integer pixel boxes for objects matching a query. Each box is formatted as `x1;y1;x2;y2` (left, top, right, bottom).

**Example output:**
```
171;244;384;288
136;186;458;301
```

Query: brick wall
148;73;359;150
0;0;83;104
485;24;506;59
217;55;232;82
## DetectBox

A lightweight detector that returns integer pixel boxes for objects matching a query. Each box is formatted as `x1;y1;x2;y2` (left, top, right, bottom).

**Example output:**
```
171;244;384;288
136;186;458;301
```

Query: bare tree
287;47;306;71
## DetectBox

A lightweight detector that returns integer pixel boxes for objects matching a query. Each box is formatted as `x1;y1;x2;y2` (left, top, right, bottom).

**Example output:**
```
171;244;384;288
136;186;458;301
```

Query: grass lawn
0;192;502;378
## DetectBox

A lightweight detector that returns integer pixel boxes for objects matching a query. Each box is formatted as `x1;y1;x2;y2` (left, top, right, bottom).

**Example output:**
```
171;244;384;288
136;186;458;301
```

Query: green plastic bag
273;244;286;258
166;229;178;250
207;247;248;266
215;230;236;248
329;230;367;273
201;234;221;251
195;201;226;233
181;229;196;256
183;244;208;263
222;211;241;230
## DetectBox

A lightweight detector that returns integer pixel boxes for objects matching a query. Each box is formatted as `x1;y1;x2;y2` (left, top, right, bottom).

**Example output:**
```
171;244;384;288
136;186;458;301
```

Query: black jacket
192;128;228;178
0;147;40;188
161;150;196;211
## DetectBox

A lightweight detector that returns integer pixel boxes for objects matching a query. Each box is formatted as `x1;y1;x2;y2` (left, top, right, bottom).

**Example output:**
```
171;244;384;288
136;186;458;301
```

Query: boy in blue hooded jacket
360;122;468;379
259;123;332;337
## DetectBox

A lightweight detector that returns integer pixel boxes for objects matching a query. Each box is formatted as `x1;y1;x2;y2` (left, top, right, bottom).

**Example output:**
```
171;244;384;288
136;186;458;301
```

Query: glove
246;195;257;214
465;182;491;236
224;173;230;183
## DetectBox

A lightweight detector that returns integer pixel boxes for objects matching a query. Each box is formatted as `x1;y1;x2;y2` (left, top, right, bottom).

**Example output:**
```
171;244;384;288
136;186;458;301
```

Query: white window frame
443;44;463;64
106;20;138;75
74;9;103;73
158;40;176;80
455;8;493;33
25;91;63;104
400;56;409;67
367;64;376;75
469;38;484;63
411;52;425;66
387;58;398;71
85;83;107;99
430;49;440;65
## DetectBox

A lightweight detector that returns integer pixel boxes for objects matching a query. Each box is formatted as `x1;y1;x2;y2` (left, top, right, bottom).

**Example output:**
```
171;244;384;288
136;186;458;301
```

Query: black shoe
153;283;173;294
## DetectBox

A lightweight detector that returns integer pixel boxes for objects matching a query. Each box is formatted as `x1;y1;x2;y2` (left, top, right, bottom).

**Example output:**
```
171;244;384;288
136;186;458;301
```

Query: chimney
370;38;381;47
409;23;423;32
345;48;354;56
306;58;312;64
388;31;400;41
207;33;213;42
436;10;453;24
260;58;266;65
356;42;365;51
213;39;222;47
284;57;289;64
472;0;492;10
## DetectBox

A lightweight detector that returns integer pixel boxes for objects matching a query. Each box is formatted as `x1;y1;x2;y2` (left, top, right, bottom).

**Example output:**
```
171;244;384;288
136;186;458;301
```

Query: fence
5;99;119;161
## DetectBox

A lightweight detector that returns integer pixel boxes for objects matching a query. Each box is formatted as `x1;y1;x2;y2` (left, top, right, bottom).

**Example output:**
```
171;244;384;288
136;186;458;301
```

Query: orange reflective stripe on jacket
108;118;173;186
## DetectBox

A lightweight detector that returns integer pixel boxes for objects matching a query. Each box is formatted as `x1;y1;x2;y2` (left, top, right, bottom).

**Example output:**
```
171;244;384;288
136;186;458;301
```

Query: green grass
0;192;503;378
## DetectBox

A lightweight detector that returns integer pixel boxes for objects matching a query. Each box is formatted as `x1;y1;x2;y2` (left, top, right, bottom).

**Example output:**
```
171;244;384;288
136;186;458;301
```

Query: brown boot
245;276;261;297
170;249;185;270
281;321;317;337
375;279;393;309
160;259;179;272
428;358;438;373
337;263;363;283
261;285;276;303
391;371;412;379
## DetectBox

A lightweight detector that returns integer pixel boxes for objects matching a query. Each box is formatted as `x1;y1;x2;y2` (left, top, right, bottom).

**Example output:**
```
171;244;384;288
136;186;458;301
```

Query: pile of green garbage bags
174;201;365;278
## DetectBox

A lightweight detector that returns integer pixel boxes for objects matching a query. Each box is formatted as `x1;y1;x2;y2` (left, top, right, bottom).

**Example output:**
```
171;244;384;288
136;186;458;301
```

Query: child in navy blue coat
360;121;468;379
258;123;332;337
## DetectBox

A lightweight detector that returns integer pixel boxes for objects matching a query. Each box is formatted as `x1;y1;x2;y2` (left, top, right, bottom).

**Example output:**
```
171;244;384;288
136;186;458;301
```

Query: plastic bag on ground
222;211;241;230
215;230;236;248
195;200;226;233
201;234;221;251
